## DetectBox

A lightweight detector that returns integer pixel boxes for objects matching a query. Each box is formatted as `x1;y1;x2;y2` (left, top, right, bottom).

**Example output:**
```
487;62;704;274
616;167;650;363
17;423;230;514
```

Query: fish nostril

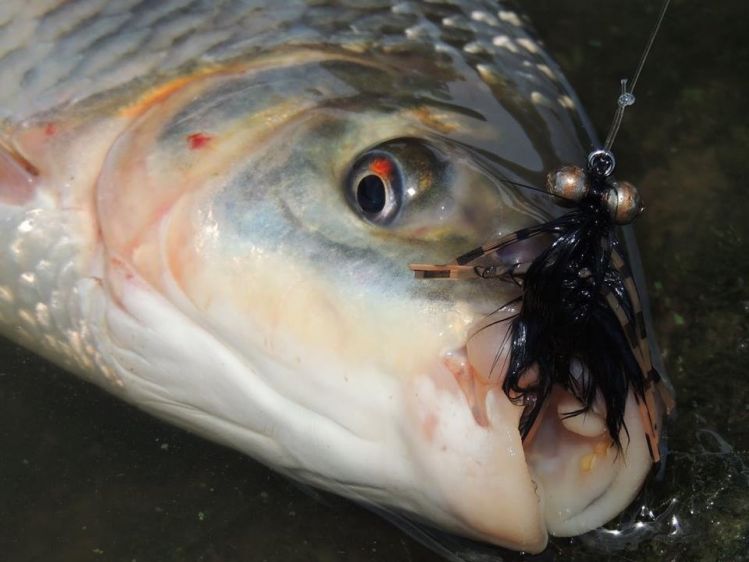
356;174;387;213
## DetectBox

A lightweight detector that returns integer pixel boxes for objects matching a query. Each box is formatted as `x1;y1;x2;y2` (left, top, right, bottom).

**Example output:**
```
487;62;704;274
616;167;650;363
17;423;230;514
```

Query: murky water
1;1;747;561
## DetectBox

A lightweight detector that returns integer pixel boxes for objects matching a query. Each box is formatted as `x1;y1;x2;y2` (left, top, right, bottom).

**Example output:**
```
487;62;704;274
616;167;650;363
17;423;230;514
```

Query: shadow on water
1;0;748;560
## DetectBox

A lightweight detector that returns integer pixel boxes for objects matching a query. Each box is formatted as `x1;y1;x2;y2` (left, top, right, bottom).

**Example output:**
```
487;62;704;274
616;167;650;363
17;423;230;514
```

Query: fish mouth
524;380;652;539
400;311;653;553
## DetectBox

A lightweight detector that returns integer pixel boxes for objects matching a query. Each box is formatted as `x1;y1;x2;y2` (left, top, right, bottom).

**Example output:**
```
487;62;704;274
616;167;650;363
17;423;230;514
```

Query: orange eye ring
368;157;394;179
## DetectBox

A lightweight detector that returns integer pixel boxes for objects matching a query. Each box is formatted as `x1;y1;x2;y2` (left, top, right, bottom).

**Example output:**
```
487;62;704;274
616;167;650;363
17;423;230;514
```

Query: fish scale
1;0;576;129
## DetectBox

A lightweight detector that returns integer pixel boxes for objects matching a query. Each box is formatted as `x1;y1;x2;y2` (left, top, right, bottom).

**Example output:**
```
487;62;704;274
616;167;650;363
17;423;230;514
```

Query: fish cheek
96;72;289;292
95;77;218;288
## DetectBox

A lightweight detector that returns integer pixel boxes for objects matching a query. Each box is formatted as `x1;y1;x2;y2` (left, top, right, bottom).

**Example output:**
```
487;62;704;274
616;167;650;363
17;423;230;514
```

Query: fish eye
347;152;402;225
346;139;447;226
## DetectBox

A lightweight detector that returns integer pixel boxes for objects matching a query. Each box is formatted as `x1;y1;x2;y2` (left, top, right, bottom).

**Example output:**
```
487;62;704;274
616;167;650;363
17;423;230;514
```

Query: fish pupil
356;174;387;214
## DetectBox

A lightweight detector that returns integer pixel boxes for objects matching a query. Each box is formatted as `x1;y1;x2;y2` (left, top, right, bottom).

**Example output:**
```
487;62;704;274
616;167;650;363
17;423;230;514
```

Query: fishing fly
410;0;675;462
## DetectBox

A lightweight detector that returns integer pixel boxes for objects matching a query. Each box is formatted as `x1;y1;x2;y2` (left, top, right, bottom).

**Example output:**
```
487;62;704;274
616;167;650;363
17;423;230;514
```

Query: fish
0;0;670;554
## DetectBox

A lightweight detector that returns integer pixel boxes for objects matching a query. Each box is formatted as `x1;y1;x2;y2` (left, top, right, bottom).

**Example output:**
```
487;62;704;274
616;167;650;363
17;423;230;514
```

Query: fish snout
401;315;547;552
401;314;653;551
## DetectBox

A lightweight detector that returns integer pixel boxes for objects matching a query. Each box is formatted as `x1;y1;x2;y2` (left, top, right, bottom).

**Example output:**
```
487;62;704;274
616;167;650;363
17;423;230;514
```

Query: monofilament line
603;0;671;152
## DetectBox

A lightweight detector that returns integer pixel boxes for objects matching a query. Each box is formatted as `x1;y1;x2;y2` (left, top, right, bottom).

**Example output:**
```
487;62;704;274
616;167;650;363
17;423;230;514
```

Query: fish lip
451;341;641;544
524;382;655;539
400;345;549;552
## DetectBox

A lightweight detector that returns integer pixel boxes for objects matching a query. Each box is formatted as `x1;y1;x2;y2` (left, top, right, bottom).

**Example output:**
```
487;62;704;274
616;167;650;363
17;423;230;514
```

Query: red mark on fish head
369;157;393;178
187;132;212;150
44;123;57;137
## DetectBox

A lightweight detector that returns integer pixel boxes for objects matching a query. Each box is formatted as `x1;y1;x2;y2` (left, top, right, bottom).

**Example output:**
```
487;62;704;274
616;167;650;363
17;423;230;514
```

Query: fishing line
603;0;672;154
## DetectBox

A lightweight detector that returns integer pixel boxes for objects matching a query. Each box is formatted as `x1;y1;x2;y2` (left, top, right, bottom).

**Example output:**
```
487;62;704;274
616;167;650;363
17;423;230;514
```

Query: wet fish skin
0;0;656;553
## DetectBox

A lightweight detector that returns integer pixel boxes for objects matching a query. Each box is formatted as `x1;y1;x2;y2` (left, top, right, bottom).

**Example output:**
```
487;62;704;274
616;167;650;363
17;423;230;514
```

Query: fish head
73;51;651;551
2;7;654;554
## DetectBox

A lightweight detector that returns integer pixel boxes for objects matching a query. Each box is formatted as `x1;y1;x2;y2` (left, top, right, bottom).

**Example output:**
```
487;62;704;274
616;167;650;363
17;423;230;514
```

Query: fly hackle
409;160;671;462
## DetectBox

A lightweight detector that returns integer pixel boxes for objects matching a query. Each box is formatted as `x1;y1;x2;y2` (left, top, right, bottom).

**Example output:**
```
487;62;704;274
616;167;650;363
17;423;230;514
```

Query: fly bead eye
348;153;402;224
546;165;589;203
604;180;644;225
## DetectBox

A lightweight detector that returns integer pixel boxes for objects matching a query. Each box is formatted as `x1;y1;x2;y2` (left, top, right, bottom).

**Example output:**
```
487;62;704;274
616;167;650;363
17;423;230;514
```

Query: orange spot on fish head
44;123;57;137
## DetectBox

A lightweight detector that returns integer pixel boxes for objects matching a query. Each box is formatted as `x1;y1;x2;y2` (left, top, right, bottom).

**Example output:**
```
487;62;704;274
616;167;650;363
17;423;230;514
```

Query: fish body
0;0;665;552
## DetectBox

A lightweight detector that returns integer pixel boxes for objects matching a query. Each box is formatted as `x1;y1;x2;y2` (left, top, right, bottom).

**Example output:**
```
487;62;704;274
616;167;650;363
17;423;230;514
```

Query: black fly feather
411;154;672;461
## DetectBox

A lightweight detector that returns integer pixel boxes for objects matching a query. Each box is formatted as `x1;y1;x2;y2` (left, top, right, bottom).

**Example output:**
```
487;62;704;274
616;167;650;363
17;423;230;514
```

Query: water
1;1;747;560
